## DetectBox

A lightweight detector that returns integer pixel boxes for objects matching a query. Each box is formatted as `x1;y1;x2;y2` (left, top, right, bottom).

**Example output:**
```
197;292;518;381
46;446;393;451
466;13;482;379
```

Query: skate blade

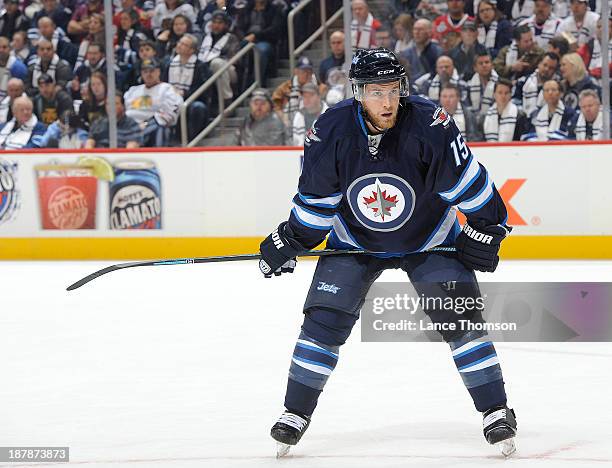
276;442;291;458
498;437;516;457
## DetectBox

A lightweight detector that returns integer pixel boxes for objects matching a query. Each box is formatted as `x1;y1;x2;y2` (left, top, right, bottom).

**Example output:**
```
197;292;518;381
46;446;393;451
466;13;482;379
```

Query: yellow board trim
0;236;611;260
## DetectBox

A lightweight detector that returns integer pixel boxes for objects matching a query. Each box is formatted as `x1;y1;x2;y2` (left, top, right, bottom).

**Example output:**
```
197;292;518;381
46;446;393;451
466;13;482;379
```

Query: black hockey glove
455;223;511;273
259;222;302;278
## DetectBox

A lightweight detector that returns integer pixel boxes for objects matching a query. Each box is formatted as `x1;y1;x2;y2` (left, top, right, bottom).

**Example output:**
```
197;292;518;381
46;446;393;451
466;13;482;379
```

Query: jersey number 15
450;134;470;166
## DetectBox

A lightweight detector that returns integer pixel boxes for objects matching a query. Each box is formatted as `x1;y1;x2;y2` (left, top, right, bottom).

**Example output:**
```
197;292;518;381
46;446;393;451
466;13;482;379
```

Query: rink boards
0;141;610;259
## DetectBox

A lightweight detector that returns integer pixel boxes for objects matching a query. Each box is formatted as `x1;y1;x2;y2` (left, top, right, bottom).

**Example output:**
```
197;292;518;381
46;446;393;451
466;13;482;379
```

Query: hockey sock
449;331;507;412
284;331;339;416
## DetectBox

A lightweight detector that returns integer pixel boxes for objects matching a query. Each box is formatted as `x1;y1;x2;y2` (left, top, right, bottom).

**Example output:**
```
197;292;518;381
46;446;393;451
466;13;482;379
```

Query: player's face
579;95;600;122
362;81;401;131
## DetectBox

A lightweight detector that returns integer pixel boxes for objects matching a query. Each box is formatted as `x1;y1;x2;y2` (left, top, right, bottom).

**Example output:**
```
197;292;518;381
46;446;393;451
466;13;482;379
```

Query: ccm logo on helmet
463;224;493;244
377;69;394;75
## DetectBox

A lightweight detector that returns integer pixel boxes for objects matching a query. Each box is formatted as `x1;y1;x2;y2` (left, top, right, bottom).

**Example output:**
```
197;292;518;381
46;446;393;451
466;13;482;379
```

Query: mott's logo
457;179;527;226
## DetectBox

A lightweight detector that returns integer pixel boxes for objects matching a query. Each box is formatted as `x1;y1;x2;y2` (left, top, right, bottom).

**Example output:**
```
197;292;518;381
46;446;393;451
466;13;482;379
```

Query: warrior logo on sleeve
347;173;416;232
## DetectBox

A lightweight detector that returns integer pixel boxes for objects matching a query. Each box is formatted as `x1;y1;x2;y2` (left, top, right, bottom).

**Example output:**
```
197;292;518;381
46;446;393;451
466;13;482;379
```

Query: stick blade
66;265;121;291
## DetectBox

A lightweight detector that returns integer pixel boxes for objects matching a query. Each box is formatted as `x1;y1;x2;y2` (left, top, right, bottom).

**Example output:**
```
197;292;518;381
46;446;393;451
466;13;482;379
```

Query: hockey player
259;48;517;458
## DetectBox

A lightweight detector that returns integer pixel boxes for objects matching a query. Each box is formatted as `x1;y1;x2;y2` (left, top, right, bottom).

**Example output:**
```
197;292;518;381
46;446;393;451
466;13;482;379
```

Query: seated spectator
115;9;149;73
439;82;480;141
466;50;498;121
238;88;285;146
392;13;412;55
113;0;151;32
548;34;570;57
0;36;28;100
39;110;88;148
415;55;464;103
78;70;106;128
411;0;448;20
483;78;530;141
272;56;323;126
560;52;600;110
11;31;32;63
237;0;283;87
513;52;559;116
475;0;512;58
553;0;570;20
578;16;612;80
319;31;345;85
128;39;157;87
401;18;442;82
519;0;561;50
572;89;609;140
0;0;30;39
0;95;46;148
375;26;394;50
156;13;194;62
198;10;239;111
33;0;71;32
73;13;105;71
504;0;534;26
162;33;210;140
494;25;545;81
72;42;112;99
68;0;104;43
450;20;487;80
350;0;380;50
32;16;77;67
32;73;72;125
152;0;196;37
26;38;72;96
86;92;143;148
521;79;575;141
292;82;328;146
558;0;599;46
0;77;26;123
124;58;183;146
432;0;474;44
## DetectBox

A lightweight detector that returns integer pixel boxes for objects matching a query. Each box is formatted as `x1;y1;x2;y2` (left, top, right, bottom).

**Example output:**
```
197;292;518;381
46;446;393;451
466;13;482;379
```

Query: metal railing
288;0;344;71
180;42;261;147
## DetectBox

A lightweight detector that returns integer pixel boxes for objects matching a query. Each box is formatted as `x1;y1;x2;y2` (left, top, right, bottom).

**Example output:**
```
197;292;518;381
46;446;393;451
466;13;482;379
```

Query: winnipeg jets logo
304;125;321;146
367;134;383;155
430;107;452;128
347;173;416;232
362;179;397;220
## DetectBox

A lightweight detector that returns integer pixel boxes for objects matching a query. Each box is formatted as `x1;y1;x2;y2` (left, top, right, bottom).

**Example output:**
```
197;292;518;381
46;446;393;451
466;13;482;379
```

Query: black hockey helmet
349;48;409;100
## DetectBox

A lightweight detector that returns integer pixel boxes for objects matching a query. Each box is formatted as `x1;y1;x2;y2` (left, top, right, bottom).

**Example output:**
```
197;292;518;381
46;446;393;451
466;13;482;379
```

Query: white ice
1;260;612;467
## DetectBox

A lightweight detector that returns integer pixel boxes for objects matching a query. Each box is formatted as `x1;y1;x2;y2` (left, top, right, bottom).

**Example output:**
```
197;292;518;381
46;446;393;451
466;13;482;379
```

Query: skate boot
483;405;517;457
270;410;310;458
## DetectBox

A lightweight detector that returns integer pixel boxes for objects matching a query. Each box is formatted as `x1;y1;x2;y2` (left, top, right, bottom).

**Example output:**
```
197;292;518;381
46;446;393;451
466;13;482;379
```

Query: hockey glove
455;223;511;273
259;222;302;278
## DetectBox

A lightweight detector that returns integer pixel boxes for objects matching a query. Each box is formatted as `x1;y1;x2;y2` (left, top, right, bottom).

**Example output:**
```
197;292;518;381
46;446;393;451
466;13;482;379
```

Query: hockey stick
66;248;366;291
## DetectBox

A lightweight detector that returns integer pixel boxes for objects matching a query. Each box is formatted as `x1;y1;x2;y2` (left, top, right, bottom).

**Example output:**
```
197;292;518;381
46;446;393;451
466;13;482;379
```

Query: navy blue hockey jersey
286;96;509;256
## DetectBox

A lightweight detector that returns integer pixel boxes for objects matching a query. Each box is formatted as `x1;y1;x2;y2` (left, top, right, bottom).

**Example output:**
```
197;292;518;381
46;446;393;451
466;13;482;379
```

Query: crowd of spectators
0;0;610;149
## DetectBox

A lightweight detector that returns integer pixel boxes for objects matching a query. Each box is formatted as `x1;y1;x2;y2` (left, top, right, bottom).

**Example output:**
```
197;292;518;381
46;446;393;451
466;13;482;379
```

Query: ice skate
270;410;310;458
483;405;517;457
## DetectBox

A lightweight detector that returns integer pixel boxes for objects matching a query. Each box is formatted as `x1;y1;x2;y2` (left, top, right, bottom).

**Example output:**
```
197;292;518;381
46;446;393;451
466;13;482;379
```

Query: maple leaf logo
363;179;398;220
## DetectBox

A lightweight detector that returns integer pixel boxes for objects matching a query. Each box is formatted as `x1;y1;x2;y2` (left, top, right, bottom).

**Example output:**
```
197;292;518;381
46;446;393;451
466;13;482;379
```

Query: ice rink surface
1;259;611;468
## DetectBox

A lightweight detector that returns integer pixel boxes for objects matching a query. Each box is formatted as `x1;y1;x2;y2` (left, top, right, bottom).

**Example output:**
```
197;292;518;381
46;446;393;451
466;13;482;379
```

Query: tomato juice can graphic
35;165;97;230
109;160;161;229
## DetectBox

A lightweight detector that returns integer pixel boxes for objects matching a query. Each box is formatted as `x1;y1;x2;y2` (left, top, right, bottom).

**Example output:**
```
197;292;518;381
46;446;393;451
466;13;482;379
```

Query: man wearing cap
449;20;488;81
519;0;561;50
198;10;240;111
0;95;46;149
26;38;72;97
0;0;30;39
432;0;474;43
558;0;599;46
292;82;328;147
272;56;324;127
124;57;183;146
33;73;73;126
238;88;286;146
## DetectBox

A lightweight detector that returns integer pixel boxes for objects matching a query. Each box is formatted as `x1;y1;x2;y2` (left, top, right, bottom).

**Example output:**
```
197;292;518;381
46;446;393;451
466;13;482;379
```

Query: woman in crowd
74;13;105;71
156;14;194;63
476;0;513;59
560;52;600;112
78;70;107;129
392;13;413;55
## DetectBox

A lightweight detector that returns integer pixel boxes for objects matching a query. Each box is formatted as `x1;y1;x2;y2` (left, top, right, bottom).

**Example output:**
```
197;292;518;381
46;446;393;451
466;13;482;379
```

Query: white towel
484;102;518;142
467;69;497;114
351;13;375;50
0;115;39;149
575;108;603;140
198;32;230;63
533;100;565;141
168;54;197;94
521;71;544;116
478;21;497;49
